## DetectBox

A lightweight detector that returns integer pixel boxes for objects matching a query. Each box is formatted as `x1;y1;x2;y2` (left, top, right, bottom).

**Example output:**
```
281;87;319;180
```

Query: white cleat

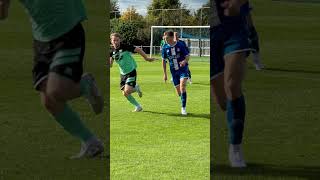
133;106;143;112
181;107;187;115
82;73;104;114
71;137;104;159
229;144;247;168
188;78;192;85
135;84;143;98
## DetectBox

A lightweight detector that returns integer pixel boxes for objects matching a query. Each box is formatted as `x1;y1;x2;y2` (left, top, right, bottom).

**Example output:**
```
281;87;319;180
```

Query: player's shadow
254;67;320;75
143;110;210;120
212;163;320;180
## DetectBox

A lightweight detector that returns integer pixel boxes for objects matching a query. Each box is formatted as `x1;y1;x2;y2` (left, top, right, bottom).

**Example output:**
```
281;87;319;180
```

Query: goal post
150;25;210;58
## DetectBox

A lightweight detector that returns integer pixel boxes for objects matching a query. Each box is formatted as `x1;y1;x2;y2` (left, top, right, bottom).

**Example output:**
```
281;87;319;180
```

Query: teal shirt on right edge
19;0;87;42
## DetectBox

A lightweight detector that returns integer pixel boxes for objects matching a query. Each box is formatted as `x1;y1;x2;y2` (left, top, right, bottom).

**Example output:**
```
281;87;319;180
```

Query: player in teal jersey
110;33;156;112
1;0;104;159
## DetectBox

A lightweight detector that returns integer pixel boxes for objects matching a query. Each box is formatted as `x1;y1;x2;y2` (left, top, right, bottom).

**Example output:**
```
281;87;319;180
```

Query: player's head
110;33;121;48
165;30;174;44
174;32;180;41
163;31;168;40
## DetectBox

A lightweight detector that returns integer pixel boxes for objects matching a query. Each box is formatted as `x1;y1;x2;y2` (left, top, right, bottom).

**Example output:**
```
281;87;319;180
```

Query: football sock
181;92;187;108
80;78;90;97
126;95;140;107
227;95;245;145
54;104;93;142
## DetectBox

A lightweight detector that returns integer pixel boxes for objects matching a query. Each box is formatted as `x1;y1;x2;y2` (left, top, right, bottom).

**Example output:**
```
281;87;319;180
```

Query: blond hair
110;33;121;39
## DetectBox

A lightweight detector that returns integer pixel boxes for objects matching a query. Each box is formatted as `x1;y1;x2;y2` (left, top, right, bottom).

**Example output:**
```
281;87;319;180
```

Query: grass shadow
212;163;320;180
143;110;210;120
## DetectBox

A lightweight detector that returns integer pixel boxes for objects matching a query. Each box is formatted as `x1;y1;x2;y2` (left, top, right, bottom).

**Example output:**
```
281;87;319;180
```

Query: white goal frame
150;25;210;57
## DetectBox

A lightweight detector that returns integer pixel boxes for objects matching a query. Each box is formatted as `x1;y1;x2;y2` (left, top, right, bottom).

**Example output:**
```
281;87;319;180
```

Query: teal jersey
110;44;137;75
19;0;87;42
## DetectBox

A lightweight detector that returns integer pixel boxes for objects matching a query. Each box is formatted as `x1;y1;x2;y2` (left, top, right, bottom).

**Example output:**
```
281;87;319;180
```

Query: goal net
150;26;210;58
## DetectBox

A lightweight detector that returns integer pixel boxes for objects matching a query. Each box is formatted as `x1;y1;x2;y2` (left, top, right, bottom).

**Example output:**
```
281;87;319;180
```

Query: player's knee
123;90;130;97
41;95;58;112
46;88;65;102
224;80;241;97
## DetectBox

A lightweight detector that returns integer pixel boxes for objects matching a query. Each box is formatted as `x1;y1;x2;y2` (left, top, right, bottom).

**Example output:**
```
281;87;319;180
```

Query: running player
110;33;156;112
211;0;250;167
162;30;190;115
174;32;192;84
1;0;105;158
241;1;264;70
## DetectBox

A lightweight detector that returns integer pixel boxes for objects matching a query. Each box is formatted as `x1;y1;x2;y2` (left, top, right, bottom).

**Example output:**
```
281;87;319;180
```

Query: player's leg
211;74;227;111
33;23;103;158
179;76;188;115
224;52;247;167
210;26;227;111
188;68;192;84
122;71;142;112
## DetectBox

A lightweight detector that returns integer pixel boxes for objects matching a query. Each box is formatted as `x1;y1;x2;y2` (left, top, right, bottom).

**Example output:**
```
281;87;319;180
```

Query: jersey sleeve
123;44;136;53
110;47;114;59
161;45;167;62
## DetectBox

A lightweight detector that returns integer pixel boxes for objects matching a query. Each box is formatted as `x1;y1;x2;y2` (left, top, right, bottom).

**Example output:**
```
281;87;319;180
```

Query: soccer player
241;1;264;70
0;0;105;158
211;0;250;167
162;30;190;115
160;32;168;52
174;32;192;84
110;33;156;112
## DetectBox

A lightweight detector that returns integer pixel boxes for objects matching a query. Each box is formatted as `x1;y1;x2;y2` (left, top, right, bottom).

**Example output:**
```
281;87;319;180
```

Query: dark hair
165;30;174;37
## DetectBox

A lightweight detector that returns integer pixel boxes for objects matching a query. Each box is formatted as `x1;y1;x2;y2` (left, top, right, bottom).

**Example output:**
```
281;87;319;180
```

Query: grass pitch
212;0;320;179
110;55;210;179
0;1;108;179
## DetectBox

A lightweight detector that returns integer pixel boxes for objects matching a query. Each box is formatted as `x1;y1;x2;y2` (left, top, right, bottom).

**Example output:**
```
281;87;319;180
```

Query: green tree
110;0;121;19
111;20;142;45
194;1;210;25
146;0;194;26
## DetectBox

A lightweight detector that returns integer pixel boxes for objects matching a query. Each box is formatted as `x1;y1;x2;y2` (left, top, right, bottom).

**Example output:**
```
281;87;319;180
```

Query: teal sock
54;104;94;142
126;95;140;107
80;78;90;97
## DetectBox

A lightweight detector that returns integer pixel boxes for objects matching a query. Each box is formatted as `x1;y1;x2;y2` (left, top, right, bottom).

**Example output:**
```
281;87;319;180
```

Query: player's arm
0;0;10;20
109;57;114;68
162;59;167;82
134;47;156;62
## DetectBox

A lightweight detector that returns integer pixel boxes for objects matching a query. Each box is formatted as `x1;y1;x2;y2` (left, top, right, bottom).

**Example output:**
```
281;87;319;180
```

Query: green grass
110;55;210;179
212;0;320;179
0;1;108;180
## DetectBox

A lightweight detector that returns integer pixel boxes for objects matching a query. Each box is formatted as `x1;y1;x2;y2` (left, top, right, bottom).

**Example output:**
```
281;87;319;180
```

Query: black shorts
120;69;137;90
32;23;85;90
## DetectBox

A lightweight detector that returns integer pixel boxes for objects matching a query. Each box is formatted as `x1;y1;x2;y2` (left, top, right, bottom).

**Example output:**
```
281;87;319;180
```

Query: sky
118;0;208;16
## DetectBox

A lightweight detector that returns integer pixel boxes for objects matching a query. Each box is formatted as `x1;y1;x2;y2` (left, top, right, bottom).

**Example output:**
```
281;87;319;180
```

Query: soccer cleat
188;78;192;85
133;106;143;112
229;144;247;168
70;137;104;159
82;73;104;114
135;84;143;98
181;107;187;115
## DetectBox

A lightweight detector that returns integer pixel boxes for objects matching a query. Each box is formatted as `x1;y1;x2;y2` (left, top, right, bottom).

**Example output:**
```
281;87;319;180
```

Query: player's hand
179;60;187;67
221;0;241;16
163;74;167;83
145;57;157;62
